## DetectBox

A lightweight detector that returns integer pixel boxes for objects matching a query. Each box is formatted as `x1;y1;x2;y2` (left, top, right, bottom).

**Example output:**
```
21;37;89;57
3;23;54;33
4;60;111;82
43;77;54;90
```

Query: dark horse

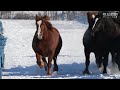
83;11;118;74
92;11;120;73
82;11;107;74
32;15;62;75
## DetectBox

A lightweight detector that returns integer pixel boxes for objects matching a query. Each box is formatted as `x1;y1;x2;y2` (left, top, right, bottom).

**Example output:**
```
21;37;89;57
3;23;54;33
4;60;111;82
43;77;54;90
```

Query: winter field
1;19;120;79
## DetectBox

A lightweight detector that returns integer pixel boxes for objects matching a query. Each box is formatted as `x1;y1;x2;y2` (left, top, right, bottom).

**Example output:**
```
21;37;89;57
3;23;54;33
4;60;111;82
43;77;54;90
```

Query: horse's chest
38;42;49;56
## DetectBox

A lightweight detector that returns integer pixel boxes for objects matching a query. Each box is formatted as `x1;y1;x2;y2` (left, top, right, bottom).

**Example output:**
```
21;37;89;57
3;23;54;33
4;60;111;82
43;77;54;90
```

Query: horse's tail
54;35;62;57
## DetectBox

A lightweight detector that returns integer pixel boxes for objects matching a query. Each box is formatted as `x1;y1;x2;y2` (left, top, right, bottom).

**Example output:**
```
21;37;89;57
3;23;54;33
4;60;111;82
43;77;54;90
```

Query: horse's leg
50;56;59;76
36;53;44;68
83;48;90;74
95;51;103;68
115;52;120;71
47;51;55;75
111;51;116;66
53;56;58;72
102;53;109;74
42;57;47;71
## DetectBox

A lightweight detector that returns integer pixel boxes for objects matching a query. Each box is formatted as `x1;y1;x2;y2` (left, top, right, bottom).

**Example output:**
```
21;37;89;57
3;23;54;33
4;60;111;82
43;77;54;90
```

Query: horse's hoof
47;72;51;75
52;71;58;76
102;71;107;74
39;64;44;68
83;70;90;75
47;73;51;75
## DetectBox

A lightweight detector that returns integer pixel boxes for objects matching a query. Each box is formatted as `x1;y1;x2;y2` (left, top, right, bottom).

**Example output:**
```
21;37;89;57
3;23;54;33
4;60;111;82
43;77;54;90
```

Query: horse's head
92;13;104;33
36;14;50;21
35;15;51;40
92;11;119;37
87;11;98;29
91;11;116;37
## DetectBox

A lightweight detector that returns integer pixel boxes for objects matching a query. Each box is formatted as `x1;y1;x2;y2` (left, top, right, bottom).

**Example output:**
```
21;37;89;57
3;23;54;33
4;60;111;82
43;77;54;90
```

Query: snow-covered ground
1;19;120;79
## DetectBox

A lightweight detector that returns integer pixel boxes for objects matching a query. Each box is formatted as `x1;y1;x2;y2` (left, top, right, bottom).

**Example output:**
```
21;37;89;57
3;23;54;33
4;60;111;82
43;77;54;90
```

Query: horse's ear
44;15;50;20
35;15;41;21
87;12;92;23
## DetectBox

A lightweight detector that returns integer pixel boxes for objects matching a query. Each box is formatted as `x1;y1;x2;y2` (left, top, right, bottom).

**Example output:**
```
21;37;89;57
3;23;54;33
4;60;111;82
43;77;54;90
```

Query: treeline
0;11;90;20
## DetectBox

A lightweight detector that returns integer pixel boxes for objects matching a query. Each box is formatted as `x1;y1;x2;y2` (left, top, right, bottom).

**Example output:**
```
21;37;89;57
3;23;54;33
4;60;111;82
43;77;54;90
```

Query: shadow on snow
2;62;101;77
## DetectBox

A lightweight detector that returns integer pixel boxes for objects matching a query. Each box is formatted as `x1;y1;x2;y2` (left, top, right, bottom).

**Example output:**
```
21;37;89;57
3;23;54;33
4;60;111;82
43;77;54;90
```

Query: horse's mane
104;18;115;31
95;17;120;38
44;20;53;30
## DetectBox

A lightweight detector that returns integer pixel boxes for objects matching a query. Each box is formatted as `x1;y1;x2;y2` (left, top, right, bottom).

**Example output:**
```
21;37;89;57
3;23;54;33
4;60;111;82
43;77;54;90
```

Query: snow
1;19;120;79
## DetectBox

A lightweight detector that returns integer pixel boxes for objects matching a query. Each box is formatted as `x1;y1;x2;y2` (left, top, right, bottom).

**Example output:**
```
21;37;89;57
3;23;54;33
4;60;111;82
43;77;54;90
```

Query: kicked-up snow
1;19;120;79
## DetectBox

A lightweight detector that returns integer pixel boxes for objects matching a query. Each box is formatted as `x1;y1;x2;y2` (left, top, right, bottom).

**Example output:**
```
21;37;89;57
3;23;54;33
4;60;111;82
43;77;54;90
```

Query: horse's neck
88;19;94;29
45;21;53;30
43;27;50;41
105;19;120;38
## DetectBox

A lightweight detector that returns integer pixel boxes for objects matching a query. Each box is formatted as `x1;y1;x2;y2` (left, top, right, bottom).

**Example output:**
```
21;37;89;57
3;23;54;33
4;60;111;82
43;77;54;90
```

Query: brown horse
32;15;62;75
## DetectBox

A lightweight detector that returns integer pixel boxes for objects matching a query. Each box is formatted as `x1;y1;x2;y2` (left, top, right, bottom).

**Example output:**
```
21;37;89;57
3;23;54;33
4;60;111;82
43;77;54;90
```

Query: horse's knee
83;69;90;74
36;60;44;68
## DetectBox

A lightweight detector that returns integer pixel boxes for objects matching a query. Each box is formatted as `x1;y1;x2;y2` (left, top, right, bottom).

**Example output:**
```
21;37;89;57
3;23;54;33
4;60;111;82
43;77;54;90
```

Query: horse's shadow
2;61;101;77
